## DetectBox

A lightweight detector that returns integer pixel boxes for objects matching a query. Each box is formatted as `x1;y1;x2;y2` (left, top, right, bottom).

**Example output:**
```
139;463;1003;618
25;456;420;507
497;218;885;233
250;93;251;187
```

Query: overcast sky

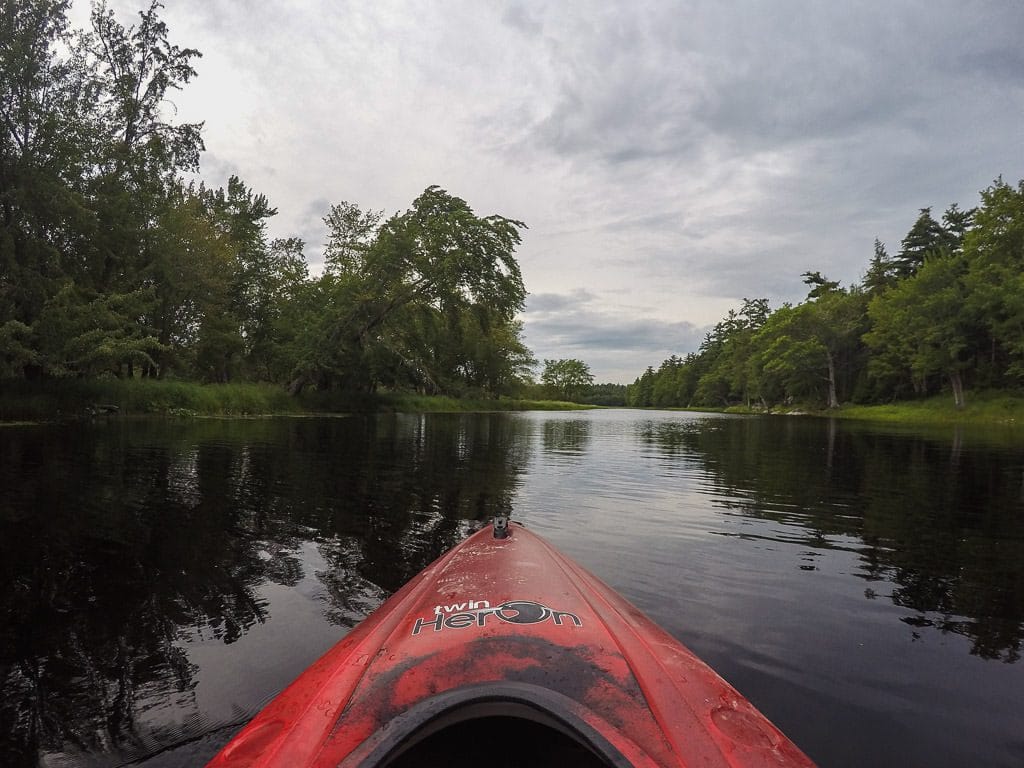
71;1;1024;382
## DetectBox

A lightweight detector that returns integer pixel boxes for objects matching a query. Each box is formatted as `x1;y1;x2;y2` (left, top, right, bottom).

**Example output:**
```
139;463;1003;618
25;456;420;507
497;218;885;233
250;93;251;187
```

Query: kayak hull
208;522;815;767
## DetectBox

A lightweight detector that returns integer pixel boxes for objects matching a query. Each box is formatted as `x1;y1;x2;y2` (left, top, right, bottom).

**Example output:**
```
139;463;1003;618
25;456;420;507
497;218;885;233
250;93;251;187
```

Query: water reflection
635;415;1024;663
0;415;530;766
2;412;1023;767
541;418;591;458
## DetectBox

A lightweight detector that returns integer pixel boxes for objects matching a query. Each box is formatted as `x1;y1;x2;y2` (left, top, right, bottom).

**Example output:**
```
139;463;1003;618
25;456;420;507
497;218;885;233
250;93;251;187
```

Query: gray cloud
524;290;706;382
71;0;1024;380
502;2;543;36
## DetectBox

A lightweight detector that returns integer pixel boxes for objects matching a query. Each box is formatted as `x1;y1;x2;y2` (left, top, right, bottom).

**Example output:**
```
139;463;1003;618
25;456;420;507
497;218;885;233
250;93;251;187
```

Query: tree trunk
826;351;839;409
288;373;309;396
949;370;965;410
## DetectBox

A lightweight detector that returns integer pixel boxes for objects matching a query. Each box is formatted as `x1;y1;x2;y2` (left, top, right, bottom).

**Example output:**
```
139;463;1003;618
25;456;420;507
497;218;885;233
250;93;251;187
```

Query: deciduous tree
541;358;593;402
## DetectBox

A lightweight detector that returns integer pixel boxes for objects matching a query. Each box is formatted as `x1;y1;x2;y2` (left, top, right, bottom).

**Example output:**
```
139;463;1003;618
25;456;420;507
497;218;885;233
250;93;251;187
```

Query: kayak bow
208;519;815;767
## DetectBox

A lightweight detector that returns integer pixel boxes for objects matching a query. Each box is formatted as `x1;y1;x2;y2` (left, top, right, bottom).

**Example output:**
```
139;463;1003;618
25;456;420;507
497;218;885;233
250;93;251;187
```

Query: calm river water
1;410;1023;767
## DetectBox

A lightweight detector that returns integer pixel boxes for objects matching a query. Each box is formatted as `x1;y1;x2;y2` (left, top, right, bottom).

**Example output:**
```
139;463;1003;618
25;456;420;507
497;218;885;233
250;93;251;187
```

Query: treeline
627;179;1024;410
518;358;626;405
1;1;534;398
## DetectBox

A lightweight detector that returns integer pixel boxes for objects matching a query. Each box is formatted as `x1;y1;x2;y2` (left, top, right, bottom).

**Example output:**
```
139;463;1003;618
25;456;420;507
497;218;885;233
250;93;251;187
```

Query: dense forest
0;1;535;399
627;181;1024;410
6;4;1023;413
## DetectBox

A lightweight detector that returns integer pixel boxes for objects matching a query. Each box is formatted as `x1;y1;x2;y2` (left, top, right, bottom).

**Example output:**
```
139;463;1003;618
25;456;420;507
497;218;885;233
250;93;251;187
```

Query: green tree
33;282;163;377
290;187;527;394
201;176;309;381
250;236;310;381
0;0;95;348
652;355;683;407
963;179;1024;380
749;303;828;404
894;207;946;278
627;366;655;407
692;298;770;406
144;188;236;378
865;254;974;408
85;0;204;300
863;239;897;296
749;282;865;409
541;358;593;402
323;200;383;276
89;0;202;180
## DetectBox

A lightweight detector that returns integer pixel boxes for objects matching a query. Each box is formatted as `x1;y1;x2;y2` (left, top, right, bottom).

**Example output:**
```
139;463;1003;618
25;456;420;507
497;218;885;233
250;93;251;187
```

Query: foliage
865;254;974;408
824;390;1024;426
627;178;1024;413
0;378;591;421
540;358;594;402
962;179;1024;379
286;187;529;397
4;2;1023;418
577;382;627;406
0;3;539;408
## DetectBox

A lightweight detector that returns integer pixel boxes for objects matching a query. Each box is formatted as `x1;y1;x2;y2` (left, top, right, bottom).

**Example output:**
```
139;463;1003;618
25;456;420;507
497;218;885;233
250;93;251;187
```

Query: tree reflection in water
4;412;1021;766
634;416;1024;663
0;414;529;766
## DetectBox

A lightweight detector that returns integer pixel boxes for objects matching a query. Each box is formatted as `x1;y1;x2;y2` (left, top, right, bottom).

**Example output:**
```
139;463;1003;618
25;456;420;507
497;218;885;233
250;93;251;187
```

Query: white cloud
70;0;1024;382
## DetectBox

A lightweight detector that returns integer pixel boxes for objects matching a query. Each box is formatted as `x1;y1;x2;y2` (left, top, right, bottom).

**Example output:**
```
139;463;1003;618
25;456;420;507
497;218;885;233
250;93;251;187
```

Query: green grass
825;391;1024;426
0;379;592;421
713;390;1024;427
0;378;304;420
634;392;1024;429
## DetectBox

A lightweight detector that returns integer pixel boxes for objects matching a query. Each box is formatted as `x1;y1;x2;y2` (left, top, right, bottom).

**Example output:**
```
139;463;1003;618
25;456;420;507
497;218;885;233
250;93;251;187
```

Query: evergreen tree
894;207;946;278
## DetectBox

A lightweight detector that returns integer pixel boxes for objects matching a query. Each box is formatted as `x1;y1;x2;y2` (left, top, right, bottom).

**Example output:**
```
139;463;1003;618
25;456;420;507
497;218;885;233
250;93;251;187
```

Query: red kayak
207;519;815;767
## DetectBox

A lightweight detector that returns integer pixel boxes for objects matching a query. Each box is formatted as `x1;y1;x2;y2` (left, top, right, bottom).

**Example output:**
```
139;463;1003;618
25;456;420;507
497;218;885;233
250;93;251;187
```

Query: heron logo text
411;599;582;636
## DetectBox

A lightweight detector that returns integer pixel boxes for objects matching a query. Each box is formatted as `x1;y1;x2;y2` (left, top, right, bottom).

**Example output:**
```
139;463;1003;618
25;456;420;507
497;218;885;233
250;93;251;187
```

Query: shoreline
0;379;592;424
3;379;1022;428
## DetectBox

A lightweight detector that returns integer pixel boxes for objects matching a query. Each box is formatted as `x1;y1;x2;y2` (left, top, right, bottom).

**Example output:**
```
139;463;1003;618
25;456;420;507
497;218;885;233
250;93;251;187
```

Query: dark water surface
2;411;1023;767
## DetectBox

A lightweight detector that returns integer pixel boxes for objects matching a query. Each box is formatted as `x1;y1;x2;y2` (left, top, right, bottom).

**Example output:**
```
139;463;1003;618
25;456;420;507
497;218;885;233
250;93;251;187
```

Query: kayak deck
208;520;815;767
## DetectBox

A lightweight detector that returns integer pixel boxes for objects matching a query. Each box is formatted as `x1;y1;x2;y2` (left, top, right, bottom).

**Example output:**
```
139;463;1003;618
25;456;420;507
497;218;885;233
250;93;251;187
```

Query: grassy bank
723;390;1024;427
0;379;303;421
0;378;591;422
826;391;1024;426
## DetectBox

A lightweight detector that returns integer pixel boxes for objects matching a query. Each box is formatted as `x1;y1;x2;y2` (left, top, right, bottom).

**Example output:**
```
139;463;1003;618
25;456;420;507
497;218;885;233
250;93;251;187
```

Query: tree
290;187;527;394
0;0;95;339
201;176;310;381
85;0;204;303
627;366;655;407
863;239;897;296
963;179;1024;380
144;187;237;378
247;236;310;381
323;201;383;276
749;303;829;404
749;283;865;409
801;271;840;299
33;282;163;377
652;355;683;407
894;208;946;278
89;0;203;180
807;287;867;409
690;298;770;406
865;255;974;408
541;358;593;402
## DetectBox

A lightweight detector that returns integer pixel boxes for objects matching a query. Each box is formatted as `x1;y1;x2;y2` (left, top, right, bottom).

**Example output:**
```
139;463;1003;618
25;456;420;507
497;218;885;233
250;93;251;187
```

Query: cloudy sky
71;1;1024;382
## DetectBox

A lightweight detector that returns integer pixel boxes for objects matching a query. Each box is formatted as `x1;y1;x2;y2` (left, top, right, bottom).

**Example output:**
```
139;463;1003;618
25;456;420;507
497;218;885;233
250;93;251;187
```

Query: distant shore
4;379;1021;429
0;379;592;424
